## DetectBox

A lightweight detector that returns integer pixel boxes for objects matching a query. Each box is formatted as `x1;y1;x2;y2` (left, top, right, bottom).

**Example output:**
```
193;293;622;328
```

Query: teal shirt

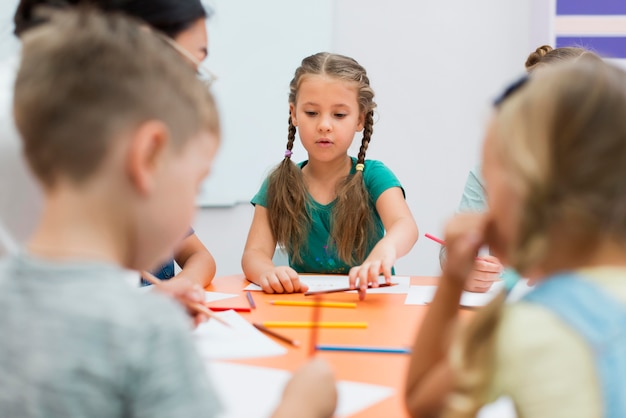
458;164;487;213
459;164;519;288
252;157;404;274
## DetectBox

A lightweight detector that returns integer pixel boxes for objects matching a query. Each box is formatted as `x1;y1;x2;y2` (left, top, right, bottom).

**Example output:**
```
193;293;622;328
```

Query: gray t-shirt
0;253;221;418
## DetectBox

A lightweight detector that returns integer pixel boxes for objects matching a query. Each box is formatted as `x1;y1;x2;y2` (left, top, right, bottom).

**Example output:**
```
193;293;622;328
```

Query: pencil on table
309;296;321;357
304;283;397;296
206;307;251;313
253;323;300;347
246;291;256;309
141;271;230;327
316;344;412;354
270;300;356;309
263;321;368;329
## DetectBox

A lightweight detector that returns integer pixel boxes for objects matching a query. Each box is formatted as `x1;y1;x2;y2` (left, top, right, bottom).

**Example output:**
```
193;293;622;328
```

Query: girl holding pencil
449;45;600;293
242;52;418;298
406;59;626;417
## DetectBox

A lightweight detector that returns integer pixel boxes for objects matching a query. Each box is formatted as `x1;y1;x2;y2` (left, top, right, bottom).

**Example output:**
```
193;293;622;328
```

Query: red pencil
206;307;251;313
424;233;446;246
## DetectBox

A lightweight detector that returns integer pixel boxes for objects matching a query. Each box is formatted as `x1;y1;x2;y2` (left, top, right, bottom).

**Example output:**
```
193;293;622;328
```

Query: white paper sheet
404;281;505;307
244;275;411;294
193;310;287;360
478;396;517;418
204;291;239;303
208;362;394;418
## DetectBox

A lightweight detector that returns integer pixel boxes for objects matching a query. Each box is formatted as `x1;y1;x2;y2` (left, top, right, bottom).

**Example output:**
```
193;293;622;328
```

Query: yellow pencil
262;321;368;329
269;300;357;309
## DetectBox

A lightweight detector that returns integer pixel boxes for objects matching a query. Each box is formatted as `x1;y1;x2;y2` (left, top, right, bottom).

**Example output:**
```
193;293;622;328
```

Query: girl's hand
259;266;309;294
273;358;337;418
442;213;488;289
464;255;503;293
348;241;397;300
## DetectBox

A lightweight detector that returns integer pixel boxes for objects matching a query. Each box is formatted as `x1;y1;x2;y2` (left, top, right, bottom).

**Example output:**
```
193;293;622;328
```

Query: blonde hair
444;60;626;417
14;7;220;188
266;52;377;265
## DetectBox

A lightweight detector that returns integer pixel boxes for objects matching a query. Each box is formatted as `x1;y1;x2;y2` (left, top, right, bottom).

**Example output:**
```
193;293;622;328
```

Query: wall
198;1;537;277
0;1;542;276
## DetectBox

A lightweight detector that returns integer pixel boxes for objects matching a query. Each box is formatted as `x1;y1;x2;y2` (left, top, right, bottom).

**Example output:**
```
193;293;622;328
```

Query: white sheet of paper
404;281;505;307
204;291;239;303
477;396;517;418
193;310;287;360
244;275;411;294
208;362;394;418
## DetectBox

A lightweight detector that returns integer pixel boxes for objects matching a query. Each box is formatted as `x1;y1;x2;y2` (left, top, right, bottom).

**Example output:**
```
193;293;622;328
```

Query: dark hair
15;7;219;188
14;0;209;38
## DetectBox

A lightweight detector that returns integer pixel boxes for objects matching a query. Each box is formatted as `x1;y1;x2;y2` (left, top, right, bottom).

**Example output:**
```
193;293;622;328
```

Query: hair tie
284;150;293;158
355;163;365;172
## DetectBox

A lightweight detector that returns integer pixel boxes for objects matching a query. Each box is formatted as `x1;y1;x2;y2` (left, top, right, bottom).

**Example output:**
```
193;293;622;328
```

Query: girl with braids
242;52;418;298
406;59;626;417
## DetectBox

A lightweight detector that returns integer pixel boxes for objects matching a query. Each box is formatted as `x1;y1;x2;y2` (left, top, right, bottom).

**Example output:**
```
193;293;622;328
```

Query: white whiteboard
199;0;333;206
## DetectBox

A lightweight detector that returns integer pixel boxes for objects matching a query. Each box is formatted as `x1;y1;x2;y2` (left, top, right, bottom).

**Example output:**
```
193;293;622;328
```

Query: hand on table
152;275;208;327
464;255;503;293
348;241;396;300
273;358;337;418
258;266;309;294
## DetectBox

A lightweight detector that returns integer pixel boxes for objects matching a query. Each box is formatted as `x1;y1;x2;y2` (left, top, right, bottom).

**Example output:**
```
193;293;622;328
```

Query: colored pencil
304;282;397;296
425;233;496;264
424;233;446;246
309;296;321;357
253;323;300;347
270;300;356;309
315;344;411;354
206;307;251;312
141;271;230;327
262;321;368;329
246;291;256;309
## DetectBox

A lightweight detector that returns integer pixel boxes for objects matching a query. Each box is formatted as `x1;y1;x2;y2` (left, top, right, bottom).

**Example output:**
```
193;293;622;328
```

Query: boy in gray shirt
0;8;335;418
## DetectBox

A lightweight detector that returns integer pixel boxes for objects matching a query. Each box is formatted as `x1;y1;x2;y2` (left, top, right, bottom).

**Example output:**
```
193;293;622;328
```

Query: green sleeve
251;176;270;208
362;160;405;204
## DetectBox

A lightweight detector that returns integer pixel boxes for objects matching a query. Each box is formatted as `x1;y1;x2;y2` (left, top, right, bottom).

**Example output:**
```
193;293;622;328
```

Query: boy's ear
126;120;170;195
289;103;297;126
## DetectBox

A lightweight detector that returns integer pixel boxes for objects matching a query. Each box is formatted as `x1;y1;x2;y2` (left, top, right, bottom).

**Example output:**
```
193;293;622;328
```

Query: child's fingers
367;262;382;287
348;266;360;289
474;259;502;273
276;270;294;293
381;257;393;282
260;276;278;294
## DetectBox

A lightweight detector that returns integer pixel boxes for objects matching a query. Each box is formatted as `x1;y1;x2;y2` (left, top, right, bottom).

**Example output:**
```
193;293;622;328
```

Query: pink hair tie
284;150;293;158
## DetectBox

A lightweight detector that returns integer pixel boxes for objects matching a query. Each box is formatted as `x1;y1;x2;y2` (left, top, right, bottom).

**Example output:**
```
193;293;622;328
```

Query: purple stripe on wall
556;36;626;58
557;0;626;15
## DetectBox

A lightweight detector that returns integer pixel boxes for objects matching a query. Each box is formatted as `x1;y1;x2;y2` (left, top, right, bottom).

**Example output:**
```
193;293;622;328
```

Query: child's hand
259;266;309;294
464;255;503;293
153;277;208;327
348;241;396;300
273;358;337;418
442;213;488;289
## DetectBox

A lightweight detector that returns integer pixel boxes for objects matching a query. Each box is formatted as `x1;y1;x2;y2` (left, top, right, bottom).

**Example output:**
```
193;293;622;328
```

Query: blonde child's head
446;59;626;417
524;44;599;73
267;52;377;265
487;59;626;274
14;8;220;270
